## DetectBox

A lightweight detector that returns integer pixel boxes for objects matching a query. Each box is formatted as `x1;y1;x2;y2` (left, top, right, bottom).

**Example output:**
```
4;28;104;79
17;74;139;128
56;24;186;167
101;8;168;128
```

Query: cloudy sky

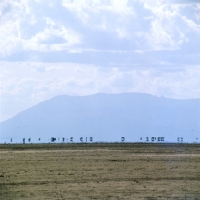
0;0;200;122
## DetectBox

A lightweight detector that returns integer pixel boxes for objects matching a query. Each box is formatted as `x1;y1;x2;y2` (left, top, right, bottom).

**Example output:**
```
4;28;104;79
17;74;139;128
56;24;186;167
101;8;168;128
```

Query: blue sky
0;0;200;122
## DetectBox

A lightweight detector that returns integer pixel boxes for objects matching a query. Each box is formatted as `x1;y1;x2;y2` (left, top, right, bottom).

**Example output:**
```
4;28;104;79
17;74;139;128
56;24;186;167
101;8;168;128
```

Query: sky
0;0;200;122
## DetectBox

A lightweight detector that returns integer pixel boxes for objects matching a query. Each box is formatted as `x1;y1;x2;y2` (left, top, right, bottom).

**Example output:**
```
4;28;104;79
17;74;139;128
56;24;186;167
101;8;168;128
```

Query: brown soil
0;143;200;199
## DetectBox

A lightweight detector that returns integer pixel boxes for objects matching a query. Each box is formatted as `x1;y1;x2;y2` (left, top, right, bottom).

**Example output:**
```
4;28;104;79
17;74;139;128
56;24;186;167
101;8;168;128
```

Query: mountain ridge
0;92;200;143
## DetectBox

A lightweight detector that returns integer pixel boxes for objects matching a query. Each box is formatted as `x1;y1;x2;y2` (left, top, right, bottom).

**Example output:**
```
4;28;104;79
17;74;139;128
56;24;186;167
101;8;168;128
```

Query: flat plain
0;143;200;200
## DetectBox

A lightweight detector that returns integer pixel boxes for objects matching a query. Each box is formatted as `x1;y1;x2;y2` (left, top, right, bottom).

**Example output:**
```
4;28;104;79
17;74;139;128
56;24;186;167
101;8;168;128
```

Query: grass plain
0;143;200;200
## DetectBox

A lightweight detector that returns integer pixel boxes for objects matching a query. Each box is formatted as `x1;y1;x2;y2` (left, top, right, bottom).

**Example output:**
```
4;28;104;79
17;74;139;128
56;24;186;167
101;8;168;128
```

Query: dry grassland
0;143;200;199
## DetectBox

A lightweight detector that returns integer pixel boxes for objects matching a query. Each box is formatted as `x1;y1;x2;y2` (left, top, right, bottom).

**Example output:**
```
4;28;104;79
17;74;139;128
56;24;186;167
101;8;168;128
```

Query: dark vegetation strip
1;177;200;187
0;143;200;152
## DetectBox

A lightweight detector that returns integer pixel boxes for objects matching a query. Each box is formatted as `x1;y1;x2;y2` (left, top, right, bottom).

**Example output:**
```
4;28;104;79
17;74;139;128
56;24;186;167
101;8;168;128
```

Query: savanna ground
0;143;200;200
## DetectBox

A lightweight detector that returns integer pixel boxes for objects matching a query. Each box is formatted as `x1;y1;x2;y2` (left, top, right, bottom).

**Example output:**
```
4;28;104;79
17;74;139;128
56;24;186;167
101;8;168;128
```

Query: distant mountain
0;93;200;143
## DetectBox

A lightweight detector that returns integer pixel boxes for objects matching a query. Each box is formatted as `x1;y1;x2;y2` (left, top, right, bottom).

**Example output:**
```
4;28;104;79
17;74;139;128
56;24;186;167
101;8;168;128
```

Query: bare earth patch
0;143;200;199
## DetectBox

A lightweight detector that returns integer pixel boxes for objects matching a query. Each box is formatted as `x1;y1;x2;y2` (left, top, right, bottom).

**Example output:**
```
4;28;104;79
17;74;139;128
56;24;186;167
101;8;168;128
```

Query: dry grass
0;143;200;199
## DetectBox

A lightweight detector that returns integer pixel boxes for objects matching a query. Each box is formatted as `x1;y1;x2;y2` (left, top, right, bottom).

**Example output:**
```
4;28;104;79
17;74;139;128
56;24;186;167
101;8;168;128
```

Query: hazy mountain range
0;93;200;143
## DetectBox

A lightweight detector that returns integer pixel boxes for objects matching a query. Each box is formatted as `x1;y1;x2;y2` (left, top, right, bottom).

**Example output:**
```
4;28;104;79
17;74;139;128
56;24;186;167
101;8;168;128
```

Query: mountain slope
0;93;200;143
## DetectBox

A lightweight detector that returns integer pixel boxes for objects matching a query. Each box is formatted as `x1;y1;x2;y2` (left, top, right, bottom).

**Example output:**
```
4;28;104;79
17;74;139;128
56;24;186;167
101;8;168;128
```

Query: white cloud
0;0;82;56
63;0;134;18
142;3;200;50
24;22;81;52
1;0;200;56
